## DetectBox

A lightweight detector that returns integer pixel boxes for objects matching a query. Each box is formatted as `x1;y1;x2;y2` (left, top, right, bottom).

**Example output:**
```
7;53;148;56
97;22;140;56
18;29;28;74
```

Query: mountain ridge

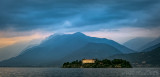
108;46;160;67
0;32;134;67
139;37;160;51
123;37;154;51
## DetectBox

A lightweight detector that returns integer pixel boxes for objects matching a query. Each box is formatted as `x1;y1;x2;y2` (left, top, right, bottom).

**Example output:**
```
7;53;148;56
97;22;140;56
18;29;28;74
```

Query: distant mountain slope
123;37;154;51
139;37;160;51
60;43;122;62
108;47;160;67
41;32;134;54
0;32;133;67
0;39;42;61
0;41;29;61
143;43;160;52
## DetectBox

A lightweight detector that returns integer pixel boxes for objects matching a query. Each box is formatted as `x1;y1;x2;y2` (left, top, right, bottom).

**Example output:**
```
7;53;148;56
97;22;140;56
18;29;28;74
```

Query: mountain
0;32;133;67
0;39;42;61
143;43;160;52
58;43;122;63
123;37;154;51
108;46;160;67
0;41;29;61
139;37;160;51
41;32;134;54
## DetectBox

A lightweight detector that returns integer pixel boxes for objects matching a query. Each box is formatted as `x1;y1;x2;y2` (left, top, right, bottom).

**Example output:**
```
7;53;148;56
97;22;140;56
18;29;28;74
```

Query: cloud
83;26;160;44
1;0;160;61
0;0;160;31
0;30;52;48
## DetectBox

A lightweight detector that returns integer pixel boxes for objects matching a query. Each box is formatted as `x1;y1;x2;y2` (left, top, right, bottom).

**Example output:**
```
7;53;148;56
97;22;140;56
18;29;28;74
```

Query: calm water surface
0;68;159;77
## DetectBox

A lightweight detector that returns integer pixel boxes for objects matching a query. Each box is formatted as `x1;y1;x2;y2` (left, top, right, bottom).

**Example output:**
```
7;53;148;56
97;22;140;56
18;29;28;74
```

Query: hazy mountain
59;43;122;62
0;32;133;67
139;37;160;51
0;39;42;61
0;41;29;61
108;47;160;67
143;43;160;52
123;37;154;51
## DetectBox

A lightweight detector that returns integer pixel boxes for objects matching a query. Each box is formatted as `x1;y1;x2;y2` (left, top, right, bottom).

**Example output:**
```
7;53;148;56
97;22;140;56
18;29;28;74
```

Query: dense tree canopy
62;59;132;68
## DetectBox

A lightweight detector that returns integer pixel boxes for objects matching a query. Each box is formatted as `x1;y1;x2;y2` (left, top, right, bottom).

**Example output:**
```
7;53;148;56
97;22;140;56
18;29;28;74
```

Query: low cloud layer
0;30;51;48
0;0;160;47
0;0;160;31
84;27;160;43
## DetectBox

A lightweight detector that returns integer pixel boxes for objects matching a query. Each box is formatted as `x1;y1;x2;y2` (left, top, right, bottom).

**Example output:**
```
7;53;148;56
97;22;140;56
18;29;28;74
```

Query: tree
62;59;132;68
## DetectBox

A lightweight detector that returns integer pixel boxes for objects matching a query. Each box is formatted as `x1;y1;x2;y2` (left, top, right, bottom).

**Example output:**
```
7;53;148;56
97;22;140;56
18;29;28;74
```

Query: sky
0;0;160;48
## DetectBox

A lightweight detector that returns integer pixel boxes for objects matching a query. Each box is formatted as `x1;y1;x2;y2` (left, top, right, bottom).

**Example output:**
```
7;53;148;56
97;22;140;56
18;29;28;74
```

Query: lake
0;68;159;77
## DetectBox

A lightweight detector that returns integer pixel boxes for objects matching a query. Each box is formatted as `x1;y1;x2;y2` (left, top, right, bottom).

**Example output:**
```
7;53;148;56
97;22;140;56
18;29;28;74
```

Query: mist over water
0;68;159;77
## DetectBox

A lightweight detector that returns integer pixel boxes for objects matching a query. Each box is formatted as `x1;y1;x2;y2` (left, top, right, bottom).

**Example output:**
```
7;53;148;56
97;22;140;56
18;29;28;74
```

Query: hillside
123;37;154;51
108;46;160;67
0;32;132;67
139;37;160;51
57;43;122;64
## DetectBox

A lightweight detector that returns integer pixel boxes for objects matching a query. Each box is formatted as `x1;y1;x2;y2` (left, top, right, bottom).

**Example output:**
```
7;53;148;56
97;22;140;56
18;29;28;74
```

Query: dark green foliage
62;59;132;68
112;59;132;68
63;60;82;68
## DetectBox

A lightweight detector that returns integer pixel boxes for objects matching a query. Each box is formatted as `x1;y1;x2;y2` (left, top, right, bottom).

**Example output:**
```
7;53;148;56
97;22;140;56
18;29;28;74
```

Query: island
62;59;132;68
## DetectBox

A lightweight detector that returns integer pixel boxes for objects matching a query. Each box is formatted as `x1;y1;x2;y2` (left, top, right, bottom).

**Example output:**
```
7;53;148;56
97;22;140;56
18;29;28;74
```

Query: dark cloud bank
0;0;160;31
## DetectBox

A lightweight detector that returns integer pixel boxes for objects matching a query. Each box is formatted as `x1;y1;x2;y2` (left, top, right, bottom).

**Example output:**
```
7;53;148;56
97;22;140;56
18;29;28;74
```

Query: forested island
62;59;132;68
